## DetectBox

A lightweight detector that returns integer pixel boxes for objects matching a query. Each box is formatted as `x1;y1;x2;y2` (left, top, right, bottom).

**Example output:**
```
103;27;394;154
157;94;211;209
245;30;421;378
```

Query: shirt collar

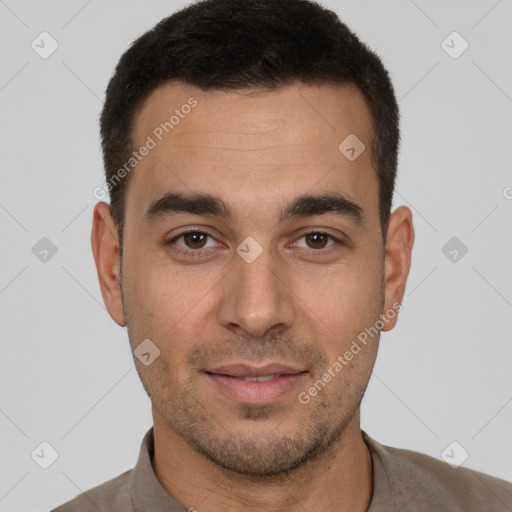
130;428;188;511
362;430;398;511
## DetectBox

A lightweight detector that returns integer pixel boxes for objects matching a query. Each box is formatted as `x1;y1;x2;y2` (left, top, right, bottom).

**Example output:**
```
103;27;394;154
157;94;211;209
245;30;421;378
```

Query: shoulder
364;433;512;511
50;469;133;512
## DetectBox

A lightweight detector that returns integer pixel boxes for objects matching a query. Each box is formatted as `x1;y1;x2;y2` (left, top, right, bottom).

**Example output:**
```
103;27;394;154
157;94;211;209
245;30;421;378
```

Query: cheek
124;250;220;365
127;249;197;321
295;254;383;352
309;252;382;304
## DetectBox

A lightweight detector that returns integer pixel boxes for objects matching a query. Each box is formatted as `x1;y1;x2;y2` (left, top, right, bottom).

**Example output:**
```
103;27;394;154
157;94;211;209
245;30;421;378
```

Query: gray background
1;0;511;510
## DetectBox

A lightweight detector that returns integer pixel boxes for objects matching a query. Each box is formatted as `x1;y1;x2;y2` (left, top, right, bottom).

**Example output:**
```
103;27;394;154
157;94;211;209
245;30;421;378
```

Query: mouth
239;374;283;382
205;363;308;405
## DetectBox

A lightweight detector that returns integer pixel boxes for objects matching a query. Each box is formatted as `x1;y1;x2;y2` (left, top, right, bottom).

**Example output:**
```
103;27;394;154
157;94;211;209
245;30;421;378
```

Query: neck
152;408;373;512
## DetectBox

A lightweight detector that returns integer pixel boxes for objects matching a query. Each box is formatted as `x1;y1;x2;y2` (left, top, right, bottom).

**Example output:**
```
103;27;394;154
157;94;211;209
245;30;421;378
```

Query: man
53;0;512;510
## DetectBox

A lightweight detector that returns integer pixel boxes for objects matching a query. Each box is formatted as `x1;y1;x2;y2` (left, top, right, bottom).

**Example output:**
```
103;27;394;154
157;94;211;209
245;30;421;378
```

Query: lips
207;363;304;378
205;363;307;405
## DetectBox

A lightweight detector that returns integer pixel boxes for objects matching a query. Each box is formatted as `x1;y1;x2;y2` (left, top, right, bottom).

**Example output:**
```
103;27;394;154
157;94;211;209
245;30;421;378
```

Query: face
92;81;413;477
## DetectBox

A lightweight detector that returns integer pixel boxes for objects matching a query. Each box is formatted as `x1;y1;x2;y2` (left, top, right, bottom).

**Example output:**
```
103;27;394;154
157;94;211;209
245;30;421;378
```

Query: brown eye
304;232;331;249
182;231;208;249
168;230;217;251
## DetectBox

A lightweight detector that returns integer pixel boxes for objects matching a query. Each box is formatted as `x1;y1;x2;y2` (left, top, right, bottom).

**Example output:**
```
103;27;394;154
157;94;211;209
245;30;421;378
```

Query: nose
216;242;295;338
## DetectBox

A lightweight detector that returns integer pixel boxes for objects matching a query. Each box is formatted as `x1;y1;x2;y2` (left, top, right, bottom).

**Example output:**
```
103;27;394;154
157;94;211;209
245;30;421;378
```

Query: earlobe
382;206;414;332
91;202;127;327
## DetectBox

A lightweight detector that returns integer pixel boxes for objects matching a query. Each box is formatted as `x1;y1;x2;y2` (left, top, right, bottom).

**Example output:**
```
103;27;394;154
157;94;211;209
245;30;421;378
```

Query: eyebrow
144;191;364;226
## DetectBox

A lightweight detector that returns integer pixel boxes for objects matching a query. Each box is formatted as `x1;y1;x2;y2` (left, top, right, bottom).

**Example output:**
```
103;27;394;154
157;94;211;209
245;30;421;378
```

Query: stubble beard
133;339;374;479
121;267;382;479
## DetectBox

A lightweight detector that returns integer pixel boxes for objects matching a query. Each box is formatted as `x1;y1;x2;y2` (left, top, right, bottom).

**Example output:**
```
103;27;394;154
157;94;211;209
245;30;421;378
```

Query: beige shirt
52;428;512;511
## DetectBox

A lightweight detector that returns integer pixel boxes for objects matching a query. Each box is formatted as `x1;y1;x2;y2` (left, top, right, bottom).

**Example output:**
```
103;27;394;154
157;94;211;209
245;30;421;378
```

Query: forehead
126;81;378;229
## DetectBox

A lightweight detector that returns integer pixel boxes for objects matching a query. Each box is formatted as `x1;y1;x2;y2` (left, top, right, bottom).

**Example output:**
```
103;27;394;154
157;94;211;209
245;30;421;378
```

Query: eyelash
165;229;344;258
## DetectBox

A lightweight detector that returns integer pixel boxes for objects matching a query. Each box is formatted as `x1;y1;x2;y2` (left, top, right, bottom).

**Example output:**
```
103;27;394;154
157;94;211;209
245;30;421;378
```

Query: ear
381;206;414;332
91;202;126;327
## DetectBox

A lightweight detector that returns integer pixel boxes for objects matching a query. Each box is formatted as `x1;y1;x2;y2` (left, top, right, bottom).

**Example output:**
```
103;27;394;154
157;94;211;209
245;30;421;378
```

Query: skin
92;81;414;512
